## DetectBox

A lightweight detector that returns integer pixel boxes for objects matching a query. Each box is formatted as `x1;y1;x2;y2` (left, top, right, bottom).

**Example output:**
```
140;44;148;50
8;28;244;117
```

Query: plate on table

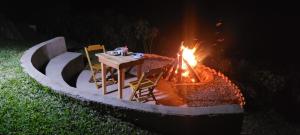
107;51;120;56
107;51;133;56
132;53;144;59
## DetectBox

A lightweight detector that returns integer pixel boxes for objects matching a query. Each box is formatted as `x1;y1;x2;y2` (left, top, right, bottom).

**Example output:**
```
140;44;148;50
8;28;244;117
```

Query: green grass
0;40;154;135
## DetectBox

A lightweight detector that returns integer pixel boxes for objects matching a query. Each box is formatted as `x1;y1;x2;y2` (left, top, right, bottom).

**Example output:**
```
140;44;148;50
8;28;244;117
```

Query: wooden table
95;53;144;99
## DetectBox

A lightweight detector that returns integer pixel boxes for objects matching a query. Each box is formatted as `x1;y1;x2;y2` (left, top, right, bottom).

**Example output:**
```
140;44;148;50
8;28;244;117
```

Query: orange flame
180;45;197;77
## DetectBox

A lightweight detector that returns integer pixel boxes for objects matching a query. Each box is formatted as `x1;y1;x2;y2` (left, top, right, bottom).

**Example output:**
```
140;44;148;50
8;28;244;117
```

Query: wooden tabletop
95;53;144;69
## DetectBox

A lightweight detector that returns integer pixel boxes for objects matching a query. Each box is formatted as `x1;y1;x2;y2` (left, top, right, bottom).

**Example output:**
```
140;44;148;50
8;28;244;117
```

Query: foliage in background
33;10;159;53
0;14;23;40
134;20;159;53
203;23;298;113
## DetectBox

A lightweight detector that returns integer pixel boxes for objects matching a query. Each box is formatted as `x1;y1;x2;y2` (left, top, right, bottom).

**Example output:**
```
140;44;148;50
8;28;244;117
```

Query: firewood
166;61;177;81
177;51;183;82
182;58;202;82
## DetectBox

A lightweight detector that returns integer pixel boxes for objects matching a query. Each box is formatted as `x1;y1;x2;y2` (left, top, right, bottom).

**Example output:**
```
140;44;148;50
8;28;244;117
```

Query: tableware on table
132;53;144;59
107;51;120;56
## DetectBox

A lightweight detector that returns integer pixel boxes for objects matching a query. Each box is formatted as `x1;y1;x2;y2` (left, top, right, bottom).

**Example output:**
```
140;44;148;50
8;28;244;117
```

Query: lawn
0;40;154;135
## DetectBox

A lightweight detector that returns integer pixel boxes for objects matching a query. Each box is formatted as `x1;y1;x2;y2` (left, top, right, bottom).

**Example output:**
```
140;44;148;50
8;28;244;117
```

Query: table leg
118;69;125;99
136;64;142;97
137;64;142;79
101;63;107;95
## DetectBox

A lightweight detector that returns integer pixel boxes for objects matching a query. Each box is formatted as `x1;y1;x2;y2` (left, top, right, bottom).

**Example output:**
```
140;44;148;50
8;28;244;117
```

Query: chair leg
91;70;100;89
94;77;100;89
89;76;94;83
138;87;142;97
129;89;137;101
130;88;141;101
89;76;102;82
149;88;158;104
108;67;117;83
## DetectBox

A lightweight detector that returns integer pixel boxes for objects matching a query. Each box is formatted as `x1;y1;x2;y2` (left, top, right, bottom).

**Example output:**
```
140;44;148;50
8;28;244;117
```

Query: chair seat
129;79;154;91
92;63;101;70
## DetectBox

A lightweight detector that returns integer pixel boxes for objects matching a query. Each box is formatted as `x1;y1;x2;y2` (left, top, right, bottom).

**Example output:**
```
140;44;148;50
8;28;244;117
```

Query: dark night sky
1;0;299;67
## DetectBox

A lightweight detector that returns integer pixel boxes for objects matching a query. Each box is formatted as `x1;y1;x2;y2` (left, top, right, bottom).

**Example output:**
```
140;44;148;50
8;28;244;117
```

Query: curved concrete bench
46;52;84;87
76;70;90;89
30;37;66;74
21;37;244;135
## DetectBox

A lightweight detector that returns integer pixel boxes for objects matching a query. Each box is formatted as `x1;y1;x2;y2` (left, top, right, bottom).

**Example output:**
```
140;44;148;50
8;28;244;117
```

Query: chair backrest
84;44;106;66
135;67;164;90
85;44;106;52
145;68;164;86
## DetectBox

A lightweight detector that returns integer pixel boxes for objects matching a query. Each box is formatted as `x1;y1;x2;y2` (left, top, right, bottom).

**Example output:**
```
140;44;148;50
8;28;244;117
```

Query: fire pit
174;65;245;107
145;41;245;107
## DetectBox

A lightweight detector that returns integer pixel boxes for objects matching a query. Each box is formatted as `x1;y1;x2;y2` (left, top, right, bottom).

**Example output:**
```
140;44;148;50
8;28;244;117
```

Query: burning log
177;50;183;82
165;56;202;83
182;58;201;82
165;42;201;83
166;60;177;81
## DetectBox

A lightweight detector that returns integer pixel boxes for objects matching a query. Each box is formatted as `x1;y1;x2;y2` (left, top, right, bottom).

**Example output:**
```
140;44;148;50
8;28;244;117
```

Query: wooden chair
129;67;164;104
84;44;115;89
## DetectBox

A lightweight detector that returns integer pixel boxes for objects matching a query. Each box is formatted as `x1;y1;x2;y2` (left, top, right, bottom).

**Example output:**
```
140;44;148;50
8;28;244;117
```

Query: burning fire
180;45;197;77
170;41;208;83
